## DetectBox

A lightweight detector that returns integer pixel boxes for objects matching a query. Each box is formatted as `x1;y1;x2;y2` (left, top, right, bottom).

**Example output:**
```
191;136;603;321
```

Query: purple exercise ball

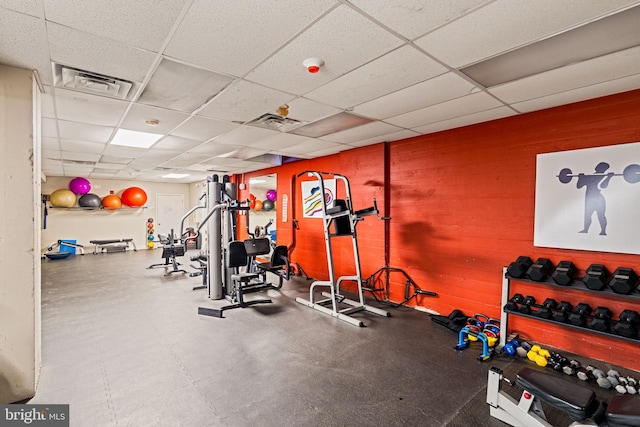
266;189;277;202
69;177;91;195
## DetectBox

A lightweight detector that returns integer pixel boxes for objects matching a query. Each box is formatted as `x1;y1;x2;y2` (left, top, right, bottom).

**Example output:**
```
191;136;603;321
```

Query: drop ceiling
1;0;640;183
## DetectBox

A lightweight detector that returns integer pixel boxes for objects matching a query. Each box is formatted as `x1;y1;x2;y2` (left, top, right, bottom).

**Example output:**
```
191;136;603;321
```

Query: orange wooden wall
239;89;640;371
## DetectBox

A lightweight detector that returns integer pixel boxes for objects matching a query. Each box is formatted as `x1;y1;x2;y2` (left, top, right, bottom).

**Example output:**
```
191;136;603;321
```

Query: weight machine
179;175;275;318
295;171;390;327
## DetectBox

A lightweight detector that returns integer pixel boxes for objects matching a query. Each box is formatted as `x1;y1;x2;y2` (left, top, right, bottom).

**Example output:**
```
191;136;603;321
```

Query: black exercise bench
89;239;137;254
488;366;640;426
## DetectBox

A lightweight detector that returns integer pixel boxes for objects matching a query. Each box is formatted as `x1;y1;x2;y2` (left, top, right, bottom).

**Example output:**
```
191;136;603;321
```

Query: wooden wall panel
241;89;640;370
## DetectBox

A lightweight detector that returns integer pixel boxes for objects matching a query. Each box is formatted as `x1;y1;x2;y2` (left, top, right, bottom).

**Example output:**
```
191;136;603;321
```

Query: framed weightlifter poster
534;141;640;255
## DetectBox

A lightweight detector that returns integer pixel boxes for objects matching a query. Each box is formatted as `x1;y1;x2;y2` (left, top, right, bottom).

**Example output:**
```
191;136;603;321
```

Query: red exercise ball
102;194;122;209
121;187;147;207
253;200;263;211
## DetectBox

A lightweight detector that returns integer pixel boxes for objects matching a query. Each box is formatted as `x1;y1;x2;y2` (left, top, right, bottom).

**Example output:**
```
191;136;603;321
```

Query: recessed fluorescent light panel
460;5;640;87
110;129;163;148
162;173;189;179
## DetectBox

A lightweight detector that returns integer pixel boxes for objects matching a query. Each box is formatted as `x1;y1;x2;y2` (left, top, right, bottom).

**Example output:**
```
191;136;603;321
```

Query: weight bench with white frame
487;366;640;426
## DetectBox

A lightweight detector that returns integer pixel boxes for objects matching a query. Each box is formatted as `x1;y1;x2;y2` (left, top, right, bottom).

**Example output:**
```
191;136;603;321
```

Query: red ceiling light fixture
303;58;324;74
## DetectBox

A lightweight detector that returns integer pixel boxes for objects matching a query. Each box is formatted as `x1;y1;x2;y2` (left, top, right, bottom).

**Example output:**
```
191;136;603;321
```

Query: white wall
0;65;41;403
41;177;191;252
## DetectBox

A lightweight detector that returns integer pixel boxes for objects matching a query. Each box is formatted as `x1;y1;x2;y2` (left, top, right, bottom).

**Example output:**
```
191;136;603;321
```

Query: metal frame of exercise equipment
294;170;390;327
179;175;275;317
487;367;555;427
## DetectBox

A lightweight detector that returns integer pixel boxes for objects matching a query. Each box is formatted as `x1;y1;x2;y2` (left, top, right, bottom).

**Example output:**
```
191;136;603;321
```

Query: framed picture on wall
301;179;335;218
534;141;640;255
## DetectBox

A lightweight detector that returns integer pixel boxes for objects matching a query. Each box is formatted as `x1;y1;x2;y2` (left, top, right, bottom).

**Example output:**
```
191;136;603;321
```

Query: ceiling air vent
246;113;306;132
52;63;133;100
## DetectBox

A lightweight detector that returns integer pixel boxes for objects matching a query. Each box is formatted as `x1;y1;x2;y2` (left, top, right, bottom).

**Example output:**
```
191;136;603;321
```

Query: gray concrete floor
34;250;506;426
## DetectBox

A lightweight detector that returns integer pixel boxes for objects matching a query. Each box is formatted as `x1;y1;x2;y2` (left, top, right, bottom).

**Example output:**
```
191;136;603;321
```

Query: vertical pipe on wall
383;141;391;294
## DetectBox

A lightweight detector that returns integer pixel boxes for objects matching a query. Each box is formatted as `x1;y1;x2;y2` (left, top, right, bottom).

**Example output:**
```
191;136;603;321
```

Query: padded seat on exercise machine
606;394;640;427
515;367;599;421
254;245;290;288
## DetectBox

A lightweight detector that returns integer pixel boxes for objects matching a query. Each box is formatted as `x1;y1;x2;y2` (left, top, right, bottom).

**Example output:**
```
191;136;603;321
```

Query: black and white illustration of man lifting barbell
557;163;640;236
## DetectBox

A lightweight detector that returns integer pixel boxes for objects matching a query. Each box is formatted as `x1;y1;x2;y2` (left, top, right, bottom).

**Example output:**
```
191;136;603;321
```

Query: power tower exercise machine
295;171;390;327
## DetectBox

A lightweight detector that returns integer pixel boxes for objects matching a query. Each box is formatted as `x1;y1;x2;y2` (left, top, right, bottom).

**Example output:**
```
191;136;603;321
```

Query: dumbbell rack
500;267;640;347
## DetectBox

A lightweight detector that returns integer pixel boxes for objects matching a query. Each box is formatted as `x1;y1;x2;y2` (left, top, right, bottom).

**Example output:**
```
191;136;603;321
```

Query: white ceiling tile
277;139;343;155
42;149;61;160
41;86;56;118
59;139;106;154
54;88;129;127
198;80;294;123
214;125;279;147
42;159;63;169
101;144;147;157
121;104;190;134
137;59;233;113
42;137;60;151
490;45;640;104
61;165;94;174
386;92;504;128
164;0;337;76
305;45;447;109
307;145;350;157
42;118;59;138
93;162;126;171
57;120;114;143
0;8;51;84
411;106;517;134
353;72;476;119
47;22;155;83
170;116;240;141
322;121;404;144
42;0;188;52
349;0;491;40
161;152;214;168
152;136;202;151
512;73;640;113
346;129;421;147
245;5;404;94
136;149;182;161
60;151;100;162
187;142;240;157
245;133;314;151
0;0;44;18
415;0;640;68
284;98;342;122
218;147;269;161
126;158;160;171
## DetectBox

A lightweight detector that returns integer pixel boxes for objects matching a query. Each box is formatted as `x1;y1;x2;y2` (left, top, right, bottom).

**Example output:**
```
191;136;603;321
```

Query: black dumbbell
609;267;639;295
507;256;533;278
613;309;640;338
589;307;613;332
537;298;557;319
518;295;536;314
504;293;524;311
526;258;554;282
563;359;581;376
552;301;573;323
583;264;610;290
551;260;577;285
547;352;568;372
569;303;592;326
